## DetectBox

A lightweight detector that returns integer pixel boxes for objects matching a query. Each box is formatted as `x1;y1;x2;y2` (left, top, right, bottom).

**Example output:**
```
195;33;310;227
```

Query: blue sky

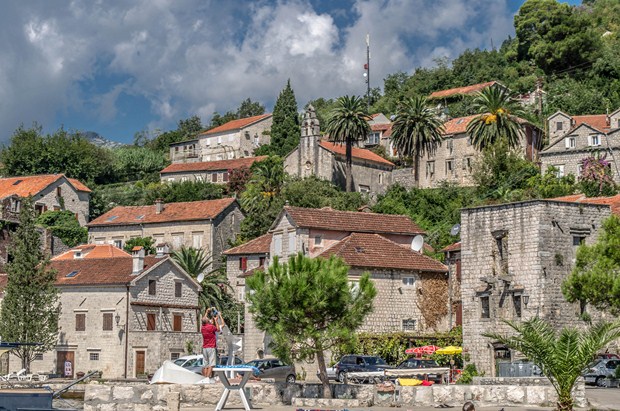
0;0;582;144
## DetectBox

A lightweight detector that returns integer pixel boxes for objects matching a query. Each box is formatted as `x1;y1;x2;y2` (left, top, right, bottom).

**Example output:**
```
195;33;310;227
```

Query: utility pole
364;34;370;112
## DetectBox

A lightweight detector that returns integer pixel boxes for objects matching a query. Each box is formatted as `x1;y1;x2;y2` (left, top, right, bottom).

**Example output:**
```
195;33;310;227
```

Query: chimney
155;199;164;214
132;246;145;274
155;243;170;258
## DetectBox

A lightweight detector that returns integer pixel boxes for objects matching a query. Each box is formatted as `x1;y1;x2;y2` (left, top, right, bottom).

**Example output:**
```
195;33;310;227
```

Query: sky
0;0;581;144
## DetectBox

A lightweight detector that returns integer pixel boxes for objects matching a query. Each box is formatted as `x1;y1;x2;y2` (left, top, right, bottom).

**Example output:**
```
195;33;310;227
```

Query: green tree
209;111;238;129
524;167;577;199
146;116;203;153
246;254;377;397
391;96;444;185
145;181;224;204
236;98;265;118
325;96;371;192
269;80;300;156
563;215;620;316
123;237;156;255
0;198;60;372
36;210;87;247
110;146;168;182
282;176;366;211
466;86;525;150
485;318;620;411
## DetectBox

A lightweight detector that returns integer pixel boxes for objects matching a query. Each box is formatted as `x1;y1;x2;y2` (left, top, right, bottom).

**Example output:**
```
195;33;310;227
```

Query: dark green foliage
145;116;204;153
0;124;112;185
226;166;252;196
268;80;300;156
281;176;366;211
246;253;377;396
456;364;481;384
0;198;60;372
36;211;87;247
563;215;620;315
110;146;168;182
236;98;265;119
524;167;577;198
144;181;225;204
305;98;337;127
123;237;156;255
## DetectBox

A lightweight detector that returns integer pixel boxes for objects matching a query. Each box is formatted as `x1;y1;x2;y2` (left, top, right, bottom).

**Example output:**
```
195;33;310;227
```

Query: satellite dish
411;235;424;252
197;273;205;283
450;223;461;236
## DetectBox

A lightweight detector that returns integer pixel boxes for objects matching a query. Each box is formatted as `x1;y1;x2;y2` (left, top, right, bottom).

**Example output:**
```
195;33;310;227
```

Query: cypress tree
270;80;300;156
0;197;59;372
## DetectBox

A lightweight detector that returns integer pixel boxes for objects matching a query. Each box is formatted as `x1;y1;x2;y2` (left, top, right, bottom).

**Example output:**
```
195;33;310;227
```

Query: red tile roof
318;141;394;166
224;233;272;255
199;114;271;135
317;233;447;272
88;198;237;227
161;156;267;174
429;81;498;99
552;194;620;216
54;244;131;260
283;206;425;235
441;242;461;253
50;250;167;286
0;174;91;199
572;115;610;133
371;123;393;138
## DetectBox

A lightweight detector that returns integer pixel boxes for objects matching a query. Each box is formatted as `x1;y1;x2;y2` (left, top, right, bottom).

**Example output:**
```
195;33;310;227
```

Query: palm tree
466;86;525;150
391;96;444;185
485;318;620;411
325;95;371;192
171;246;232;312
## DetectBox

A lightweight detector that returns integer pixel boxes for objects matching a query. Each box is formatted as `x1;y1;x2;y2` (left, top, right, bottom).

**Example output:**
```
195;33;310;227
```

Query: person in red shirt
201;308;224;380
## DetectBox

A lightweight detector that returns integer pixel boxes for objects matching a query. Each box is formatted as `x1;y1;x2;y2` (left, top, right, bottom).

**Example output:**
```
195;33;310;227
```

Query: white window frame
590;135;601;146
288;232;296;254
402;319;416;332
274;234;282;256
565;137;576;149
554;165;565;178
314;235;323;247
402;277;415;287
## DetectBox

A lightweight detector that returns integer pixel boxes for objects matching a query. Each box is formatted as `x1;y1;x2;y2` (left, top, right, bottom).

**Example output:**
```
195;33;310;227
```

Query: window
314;235;323;247
216;154;223;160
445;160;454;175
147;313;157;331
171;352;181;361
556;121;563;131
513;296;522;318
76;313;86;331
565;137;576;148
288;232;296;254
365;132;380;146
462;157;472;171
553;165;565;178
217;136;222;145
103;313;114;331
481;296;490;319
94;237;105;245
90;352;100;361
446;140;454;154
402;319;416;332
172;233;183;249
192;232;203;248
573;236;585;246
35;353;43;361
254;135;259;147
222;171;229;182
259;256;266;267
274;234;282;256
196;175;203;182
402;277;415;286
211;173;218;183
349;280;360;296
239;257;248;272
113;239;123;249
590;135;601;146
426;161;435;177
56;187;62;197
180;176;188;182
149;280;156;296
358;185;370;193
173;314;183;332
175;282;182;298
379;173;384;185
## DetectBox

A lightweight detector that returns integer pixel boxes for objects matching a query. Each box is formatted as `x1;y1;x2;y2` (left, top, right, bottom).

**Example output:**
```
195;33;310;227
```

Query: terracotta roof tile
441;242;461;253
317;233;447;272
371;123;393;137
572;115;610;133
284;206;425;235
50;253;165;286
0;174;91;199
88;198;236;227
429;81;498;99
318;141;394;166
224;233;272;255
54;244;131;260
199;114;271;135
552;194;620;216
161;156;267;174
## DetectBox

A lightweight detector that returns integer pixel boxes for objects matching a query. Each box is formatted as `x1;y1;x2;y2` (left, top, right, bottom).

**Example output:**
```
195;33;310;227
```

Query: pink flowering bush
579;153;618;197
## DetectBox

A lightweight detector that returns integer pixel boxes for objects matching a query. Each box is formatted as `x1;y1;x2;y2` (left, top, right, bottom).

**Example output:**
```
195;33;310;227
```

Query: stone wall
392;168;417;189
212;203;244;269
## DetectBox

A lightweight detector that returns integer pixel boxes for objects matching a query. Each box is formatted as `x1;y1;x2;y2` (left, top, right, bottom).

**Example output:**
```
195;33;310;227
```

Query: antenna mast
365;34;370;112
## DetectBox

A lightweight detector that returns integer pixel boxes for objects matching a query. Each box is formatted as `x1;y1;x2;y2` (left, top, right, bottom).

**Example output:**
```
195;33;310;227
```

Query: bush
456;363;481;384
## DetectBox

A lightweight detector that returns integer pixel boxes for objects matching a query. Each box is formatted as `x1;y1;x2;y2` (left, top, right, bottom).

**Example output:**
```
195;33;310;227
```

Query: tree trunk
315;346;332;398
413;153;420;187
557;390;574;411
345;137;353;192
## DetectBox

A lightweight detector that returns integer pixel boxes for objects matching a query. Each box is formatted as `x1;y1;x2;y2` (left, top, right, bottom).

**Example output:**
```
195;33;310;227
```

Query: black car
396;358;445;383
334;355;392;383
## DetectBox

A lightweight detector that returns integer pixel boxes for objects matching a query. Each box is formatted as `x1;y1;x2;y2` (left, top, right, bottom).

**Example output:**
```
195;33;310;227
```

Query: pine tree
0;197;60;372
270;80;300;156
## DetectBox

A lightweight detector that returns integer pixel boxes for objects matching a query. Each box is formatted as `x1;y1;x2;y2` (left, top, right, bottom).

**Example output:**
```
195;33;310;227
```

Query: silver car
583;359;620;386
245;358;296;383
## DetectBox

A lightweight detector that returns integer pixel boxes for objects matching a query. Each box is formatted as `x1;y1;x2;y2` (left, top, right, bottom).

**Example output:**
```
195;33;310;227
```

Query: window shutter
76;313;86;331
147;313;156;331
175;282;182;298
103;313;113;331
173;315;182;332
565;138;570;148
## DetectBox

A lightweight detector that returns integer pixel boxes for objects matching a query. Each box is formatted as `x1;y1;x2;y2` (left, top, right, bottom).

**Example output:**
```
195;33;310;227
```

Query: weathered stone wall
225;254;265;302
212;203;244;269
417;132;479;189
30;177;90;225
461;200;612;376
392;168;417;189
548;112;573;141
197;117;273;161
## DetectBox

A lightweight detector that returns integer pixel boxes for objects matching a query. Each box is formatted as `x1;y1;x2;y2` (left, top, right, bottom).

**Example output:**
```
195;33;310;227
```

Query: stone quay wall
82;378;588;409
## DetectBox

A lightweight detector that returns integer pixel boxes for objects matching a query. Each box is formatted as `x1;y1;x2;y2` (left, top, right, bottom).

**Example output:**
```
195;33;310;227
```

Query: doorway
135;350;145;377
56;351;74;378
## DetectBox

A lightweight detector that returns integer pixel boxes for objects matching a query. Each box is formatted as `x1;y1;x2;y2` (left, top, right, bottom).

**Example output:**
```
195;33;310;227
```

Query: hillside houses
160;156;267;184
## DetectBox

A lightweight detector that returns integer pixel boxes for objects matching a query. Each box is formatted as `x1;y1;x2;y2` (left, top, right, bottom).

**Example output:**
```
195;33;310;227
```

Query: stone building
222;233;271;302
87;198;243;267
441;241;462;328
363;113;394;154
239;206;447;361
160;156;267;184
170;114;272;163
460;200;612;376
12;244;202;379
284;106;394;196
540;109;620;183
0;174;91;225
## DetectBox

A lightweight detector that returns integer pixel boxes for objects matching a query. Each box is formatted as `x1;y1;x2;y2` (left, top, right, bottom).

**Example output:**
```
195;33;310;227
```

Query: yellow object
398;378;423;386
436;346;463;355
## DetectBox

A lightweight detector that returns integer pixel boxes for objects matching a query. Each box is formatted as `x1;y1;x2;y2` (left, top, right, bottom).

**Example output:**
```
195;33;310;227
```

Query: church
284;106;394;196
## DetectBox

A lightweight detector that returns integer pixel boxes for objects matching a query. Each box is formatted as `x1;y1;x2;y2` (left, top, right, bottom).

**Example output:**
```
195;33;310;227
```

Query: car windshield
366;357;387;366
245;360;260;368
173;359;187;366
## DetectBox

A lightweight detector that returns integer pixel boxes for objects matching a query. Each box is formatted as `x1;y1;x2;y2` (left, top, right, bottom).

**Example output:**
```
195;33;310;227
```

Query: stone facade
284;106;394;197
160;156;267;184
461;200;612;376
170;114;272;163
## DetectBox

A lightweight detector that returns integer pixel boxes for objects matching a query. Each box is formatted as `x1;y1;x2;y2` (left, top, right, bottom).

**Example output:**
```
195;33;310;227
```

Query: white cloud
0;0;517;142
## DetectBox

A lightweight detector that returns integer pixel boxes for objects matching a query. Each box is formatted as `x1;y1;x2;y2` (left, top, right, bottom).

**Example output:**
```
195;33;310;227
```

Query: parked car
316;365;338;380
173;354;243;374
334;355;392;383
395;358;444;384
583;359;620;386
245;358;296;383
